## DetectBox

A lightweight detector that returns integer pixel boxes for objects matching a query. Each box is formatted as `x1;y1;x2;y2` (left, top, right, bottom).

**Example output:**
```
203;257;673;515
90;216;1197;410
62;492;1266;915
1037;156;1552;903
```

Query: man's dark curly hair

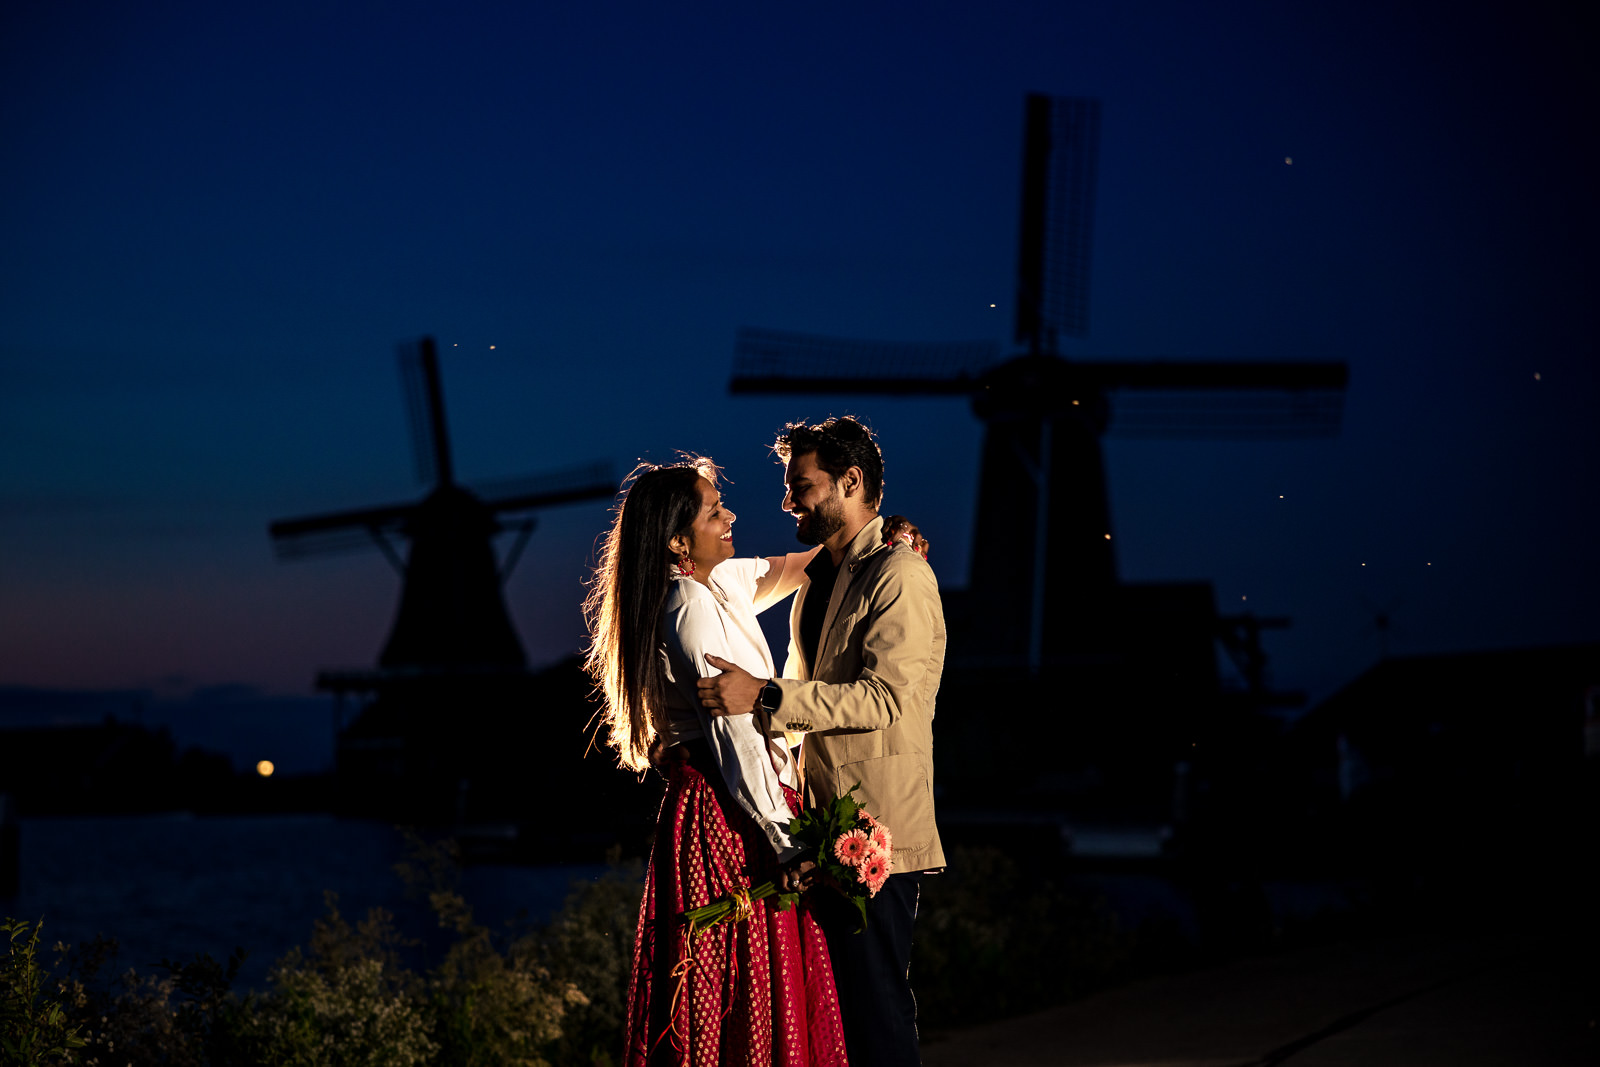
773;416;883;507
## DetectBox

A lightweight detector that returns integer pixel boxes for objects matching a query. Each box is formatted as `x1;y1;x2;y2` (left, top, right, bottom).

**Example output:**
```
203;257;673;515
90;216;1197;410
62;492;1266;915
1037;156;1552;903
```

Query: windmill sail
399;336;455;487
1015;95;1100;353
1089;358;1349;437
269;501;414;560
1109;389;1347;437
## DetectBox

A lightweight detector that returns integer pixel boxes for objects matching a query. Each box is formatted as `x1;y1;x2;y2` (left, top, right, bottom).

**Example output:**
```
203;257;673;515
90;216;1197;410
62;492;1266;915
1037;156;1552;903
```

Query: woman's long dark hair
583;457;719;771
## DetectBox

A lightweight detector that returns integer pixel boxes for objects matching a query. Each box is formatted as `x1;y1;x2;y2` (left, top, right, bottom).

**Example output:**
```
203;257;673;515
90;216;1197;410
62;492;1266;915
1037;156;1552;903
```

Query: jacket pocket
837;753;933;852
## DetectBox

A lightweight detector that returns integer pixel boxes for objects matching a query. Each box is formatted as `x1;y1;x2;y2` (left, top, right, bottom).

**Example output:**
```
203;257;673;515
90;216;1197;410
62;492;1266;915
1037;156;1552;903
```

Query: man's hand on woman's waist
698;653;762;716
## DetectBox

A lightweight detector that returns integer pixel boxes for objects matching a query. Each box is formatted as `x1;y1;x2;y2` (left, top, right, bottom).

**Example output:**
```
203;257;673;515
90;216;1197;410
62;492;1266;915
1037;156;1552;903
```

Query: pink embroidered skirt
624;745;849;1067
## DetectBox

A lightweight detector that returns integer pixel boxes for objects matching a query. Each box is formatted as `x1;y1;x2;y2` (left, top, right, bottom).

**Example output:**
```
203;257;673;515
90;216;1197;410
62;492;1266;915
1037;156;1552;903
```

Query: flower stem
684;881;797;930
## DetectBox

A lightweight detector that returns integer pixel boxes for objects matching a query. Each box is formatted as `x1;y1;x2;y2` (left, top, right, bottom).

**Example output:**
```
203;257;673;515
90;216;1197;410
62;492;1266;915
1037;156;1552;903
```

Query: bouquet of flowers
683;783;892;934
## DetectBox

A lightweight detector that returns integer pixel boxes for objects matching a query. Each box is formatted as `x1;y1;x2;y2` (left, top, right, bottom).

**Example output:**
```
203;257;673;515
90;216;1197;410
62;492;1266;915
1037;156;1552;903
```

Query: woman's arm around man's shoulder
753;547;821;613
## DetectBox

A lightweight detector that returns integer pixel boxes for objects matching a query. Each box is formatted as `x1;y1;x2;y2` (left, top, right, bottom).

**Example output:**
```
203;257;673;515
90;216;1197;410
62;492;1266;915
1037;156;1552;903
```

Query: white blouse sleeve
713;557;769;605
665;589;800;863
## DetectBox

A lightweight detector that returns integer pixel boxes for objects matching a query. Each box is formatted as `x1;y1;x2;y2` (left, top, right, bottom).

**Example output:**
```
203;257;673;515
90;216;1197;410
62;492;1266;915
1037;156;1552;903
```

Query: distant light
1241;595;1247;601
256;760;275;778
1534;372;1541;380
1427;562;1432;566
1284;157;1293;165
1072;399;1080;406
489;345;496;350
1278;494;1284;499
1104;533;1111;540
1361;563;1366;566
989;303;996;308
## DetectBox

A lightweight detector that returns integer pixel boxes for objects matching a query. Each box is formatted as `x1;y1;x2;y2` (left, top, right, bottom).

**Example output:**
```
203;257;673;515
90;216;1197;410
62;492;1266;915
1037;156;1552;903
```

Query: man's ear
841;466;864;499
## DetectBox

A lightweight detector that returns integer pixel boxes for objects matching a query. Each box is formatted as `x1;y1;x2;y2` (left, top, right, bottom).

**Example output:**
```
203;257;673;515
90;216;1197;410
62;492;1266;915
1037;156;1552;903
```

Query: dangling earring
670;550;695;579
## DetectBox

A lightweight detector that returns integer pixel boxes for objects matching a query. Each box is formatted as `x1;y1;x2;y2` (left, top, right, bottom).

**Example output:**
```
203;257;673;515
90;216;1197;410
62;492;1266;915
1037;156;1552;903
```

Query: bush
537;856;643;1067
9;837;645;1067
252;897;436;1067
2;918;85;1065
13;842;1183;1062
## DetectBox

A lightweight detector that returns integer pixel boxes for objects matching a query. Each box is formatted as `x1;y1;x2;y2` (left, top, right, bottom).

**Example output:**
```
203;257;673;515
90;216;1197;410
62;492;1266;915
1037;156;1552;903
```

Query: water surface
7;814;616;989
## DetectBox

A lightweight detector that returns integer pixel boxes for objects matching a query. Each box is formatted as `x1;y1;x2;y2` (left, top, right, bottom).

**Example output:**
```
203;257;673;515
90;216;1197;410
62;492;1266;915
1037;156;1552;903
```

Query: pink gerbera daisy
859;850;889;895
834;828;870;866
870;825;893;856
859;810;880;830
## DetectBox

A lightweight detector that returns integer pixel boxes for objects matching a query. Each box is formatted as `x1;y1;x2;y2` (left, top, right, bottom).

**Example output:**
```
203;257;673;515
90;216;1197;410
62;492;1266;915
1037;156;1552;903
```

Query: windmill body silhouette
731;96;1347;677
269;337;616;824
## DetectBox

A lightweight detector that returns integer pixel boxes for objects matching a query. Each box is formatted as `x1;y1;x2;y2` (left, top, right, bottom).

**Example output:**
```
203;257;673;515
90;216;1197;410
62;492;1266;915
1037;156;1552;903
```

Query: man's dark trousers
815;871;923;1066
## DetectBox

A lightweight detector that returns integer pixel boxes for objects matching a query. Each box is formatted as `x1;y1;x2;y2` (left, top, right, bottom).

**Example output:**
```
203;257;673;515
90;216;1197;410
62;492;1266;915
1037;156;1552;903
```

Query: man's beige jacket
772;516;947;873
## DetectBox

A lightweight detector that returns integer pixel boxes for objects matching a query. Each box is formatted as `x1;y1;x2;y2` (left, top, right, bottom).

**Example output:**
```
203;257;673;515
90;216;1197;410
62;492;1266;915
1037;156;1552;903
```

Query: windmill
731;95;1347;679
271;336;614;676
269;336;616;824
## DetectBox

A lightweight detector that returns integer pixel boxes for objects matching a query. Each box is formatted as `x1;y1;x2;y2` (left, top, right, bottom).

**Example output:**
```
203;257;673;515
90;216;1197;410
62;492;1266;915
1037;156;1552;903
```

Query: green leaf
850;896;868;934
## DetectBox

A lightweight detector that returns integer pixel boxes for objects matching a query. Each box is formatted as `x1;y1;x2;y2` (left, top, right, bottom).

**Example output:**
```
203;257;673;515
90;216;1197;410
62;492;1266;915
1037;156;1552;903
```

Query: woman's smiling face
673;476;736;576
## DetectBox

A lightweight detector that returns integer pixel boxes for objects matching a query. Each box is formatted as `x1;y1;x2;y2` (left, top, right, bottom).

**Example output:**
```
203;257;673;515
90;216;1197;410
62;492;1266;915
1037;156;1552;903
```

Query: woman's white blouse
660;557;800;862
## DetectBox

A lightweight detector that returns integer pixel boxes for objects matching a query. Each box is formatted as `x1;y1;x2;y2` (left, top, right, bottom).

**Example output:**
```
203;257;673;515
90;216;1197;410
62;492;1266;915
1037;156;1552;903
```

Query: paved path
920;932;1597;1066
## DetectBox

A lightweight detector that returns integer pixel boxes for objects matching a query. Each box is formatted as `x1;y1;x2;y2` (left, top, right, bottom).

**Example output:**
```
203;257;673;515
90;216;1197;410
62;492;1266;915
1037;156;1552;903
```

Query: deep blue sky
2;1;1594;769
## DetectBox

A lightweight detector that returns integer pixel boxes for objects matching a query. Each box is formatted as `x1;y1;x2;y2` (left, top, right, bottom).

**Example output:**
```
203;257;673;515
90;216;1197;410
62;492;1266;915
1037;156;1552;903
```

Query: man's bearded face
783;453;847;546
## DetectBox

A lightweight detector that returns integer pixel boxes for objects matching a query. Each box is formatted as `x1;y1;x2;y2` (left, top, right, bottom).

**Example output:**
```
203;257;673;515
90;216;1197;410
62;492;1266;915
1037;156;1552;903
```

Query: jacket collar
839;515;888;574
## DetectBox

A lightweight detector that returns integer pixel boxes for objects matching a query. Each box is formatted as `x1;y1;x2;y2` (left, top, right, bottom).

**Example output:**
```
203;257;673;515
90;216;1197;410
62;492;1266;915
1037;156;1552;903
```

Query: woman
584;457;847;1067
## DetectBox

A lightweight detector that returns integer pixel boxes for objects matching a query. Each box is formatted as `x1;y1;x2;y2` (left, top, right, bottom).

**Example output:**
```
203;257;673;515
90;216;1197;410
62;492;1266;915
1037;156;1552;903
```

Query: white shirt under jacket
660;556;801;863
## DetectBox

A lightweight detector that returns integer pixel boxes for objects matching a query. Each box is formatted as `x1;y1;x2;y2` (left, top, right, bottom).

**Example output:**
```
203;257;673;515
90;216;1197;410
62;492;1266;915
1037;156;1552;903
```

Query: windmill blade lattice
270;460;617;562
269;500;415;560
1080;358;1349;438
268;520;408;561
1108;389;1346;438
1073;360;1348;391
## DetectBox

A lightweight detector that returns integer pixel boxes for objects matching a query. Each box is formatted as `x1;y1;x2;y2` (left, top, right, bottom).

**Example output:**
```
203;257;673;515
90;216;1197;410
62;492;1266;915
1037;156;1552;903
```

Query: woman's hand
647;735;689;773
778;856;818;894
883;517;930;560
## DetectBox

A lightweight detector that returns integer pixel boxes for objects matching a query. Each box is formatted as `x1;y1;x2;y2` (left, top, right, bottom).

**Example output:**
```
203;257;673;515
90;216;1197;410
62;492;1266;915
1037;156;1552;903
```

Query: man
699;415;946;1067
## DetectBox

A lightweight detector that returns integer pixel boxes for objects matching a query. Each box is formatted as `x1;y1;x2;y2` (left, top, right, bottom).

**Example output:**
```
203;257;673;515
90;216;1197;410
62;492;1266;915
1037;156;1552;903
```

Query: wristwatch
760;680;784;712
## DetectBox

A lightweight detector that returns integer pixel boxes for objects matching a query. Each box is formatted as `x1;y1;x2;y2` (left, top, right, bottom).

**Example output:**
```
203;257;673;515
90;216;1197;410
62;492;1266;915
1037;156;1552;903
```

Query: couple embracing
585;416;946;1066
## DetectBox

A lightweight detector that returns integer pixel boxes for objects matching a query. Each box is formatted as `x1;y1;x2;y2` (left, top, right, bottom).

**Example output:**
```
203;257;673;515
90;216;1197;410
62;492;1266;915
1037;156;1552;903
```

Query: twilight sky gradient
2;2;1594;764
